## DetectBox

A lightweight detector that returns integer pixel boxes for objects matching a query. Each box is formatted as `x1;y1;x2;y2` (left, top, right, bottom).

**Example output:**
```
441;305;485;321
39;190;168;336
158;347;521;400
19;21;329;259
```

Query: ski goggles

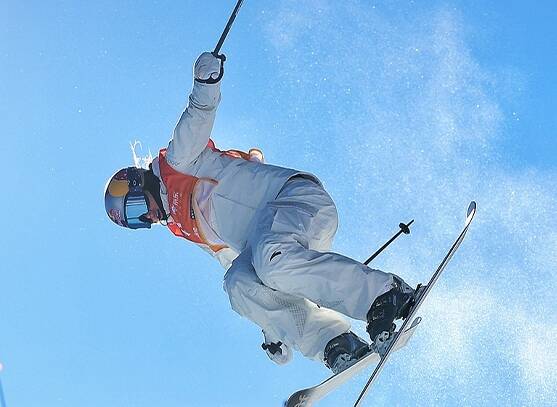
124;167;152;230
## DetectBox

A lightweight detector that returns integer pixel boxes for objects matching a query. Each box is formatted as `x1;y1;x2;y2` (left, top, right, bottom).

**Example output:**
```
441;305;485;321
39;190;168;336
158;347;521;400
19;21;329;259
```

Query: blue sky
1;1;556;406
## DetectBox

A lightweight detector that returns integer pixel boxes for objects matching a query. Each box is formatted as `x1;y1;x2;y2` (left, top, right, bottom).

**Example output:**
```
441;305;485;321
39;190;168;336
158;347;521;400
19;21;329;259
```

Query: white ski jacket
153;79;317;269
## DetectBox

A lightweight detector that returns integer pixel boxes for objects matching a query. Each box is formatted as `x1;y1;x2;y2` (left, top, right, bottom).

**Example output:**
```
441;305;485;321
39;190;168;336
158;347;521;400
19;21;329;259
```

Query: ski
284;317;422;407
353;201;477;406
284;201;476;407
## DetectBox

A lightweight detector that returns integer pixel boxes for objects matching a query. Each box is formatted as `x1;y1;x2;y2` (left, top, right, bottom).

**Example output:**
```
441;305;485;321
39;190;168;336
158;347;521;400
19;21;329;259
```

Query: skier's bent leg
223;249;350;362
252;236;395;321
249;175;402;321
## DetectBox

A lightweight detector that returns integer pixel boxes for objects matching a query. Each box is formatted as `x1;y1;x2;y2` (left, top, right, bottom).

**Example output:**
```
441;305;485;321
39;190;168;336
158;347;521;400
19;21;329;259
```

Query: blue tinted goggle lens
125;193;151;229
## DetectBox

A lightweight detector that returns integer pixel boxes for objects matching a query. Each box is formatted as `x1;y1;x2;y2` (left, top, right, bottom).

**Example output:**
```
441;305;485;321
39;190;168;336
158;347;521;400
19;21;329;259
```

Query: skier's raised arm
166;52;225;168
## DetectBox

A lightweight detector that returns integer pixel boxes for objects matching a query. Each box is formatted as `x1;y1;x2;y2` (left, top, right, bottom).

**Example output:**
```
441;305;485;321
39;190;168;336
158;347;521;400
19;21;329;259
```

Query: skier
104;52;417;374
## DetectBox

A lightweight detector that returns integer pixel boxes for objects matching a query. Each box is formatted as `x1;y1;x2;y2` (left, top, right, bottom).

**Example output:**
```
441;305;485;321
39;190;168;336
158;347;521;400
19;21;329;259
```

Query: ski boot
323;331;371;374
366;276;418;352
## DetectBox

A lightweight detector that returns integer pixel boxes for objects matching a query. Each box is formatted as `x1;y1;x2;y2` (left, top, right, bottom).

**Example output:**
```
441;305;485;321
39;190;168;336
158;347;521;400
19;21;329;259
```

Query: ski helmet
104;167;152;230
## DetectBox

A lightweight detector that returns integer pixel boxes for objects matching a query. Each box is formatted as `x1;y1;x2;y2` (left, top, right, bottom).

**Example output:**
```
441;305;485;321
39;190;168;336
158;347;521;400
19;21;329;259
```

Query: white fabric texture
247;176;395;321
224;248;350;361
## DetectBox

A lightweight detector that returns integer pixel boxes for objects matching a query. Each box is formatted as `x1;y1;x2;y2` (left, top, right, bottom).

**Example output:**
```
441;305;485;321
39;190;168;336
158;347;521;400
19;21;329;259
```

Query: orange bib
158;141;263;252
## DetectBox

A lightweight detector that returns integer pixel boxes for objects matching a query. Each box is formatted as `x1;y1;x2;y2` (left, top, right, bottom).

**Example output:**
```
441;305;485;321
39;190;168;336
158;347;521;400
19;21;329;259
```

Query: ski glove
194;51;225;84
262;331;292;365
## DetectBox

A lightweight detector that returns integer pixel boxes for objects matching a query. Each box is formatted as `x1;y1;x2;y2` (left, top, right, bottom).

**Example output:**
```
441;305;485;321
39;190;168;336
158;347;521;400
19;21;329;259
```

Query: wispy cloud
258;1;557;405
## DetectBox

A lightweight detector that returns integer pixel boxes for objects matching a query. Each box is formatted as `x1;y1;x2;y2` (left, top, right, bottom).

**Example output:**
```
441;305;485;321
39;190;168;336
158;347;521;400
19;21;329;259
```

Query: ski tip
466;201;476;225
285;391;312;407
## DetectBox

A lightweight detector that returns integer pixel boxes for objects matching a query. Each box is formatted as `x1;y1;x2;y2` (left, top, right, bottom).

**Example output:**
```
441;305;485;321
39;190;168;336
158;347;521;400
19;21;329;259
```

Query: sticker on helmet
114;169;128;180
109;208;125;226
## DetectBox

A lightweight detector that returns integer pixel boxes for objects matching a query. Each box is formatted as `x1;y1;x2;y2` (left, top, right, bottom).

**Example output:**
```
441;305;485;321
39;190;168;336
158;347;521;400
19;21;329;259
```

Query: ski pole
213;0;244;57
364;220;414;265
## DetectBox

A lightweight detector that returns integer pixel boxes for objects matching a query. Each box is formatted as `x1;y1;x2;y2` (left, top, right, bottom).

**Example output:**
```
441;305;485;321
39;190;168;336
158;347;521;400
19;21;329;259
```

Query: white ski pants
223;176;394;361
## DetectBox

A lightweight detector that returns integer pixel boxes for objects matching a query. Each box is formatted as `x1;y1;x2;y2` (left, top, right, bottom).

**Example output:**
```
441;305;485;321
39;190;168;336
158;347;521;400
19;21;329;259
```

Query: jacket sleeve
165;81;221;169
